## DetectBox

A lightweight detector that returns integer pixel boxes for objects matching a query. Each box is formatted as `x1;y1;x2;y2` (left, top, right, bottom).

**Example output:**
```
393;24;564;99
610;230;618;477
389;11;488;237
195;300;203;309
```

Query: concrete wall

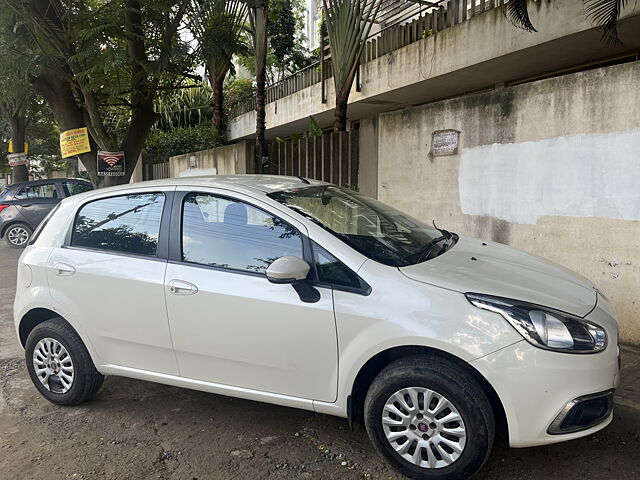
375;60;640;345
169;141;255;178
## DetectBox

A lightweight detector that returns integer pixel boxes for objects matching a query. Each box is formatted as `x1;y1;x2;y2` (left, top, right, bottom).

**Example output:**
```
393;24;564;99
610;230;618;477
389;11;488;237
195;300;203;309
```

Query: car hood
399;235;597;317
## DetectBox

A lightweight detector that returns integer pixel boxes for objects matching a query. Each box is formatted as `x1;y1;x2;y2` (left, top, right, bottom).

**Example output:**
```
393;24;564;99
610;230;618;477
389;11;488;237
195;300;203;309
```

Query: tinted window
14;183;58;200
312;242;360;288
63;181;93;196
182;193;303;273
72;193;165;256
0;185;8;200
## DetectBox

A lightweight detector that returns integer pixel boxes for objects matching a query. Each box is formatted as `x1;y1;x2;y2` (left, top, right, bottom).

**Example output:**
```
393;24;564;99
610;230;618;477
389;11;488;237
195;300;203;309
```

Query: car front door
13;181;62;229
47;188;179;375
164;189;338;402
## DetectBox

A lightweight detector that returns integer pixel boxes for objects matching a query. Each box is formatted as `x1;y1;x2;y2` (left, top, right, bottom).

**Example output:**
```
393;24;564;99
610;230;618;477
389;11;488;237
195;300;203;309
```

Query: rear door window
63;181;93;197
71;193;165;256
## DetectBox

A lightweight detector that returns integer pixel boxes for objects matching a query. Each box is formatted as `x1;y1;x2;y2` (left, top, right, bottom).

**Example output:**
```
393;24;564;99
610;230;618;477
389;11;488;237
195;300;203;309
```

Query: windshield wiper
415;235;450;263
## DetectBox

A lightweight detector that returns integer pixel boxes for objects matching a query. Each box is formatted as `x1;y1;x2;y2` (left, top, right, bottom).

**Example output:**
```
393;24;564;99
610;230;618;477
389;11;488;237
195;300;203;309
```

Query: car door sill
101;364;317;412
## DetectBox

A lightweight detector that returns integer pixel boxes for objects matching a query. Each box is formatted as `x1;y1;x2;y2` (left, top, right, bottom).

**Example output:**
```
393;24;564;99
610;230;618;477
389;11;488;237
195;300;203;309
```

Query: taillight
0;204;9;214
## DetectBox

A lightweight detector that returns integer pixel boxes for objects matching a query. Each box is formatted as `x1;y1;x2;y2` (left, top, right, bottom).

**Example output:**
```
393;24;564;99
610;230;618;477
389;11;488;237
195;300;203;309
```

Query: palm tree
505;0;629;44
247;0;269;169
322;0;381;132
192;0;248;136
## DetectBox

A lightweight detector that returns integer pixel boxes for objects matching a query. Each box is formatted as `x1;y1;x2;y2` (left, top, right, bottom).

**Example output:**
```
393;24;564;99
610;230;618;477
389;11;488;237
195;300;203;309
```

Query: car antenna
296;176;310;184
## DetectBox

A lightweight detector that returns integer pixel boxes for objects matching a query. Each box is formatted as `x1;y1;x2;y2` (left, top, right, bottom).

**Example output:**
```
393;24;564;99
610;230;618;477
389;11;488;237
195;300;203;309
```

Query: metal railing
231;0;506;119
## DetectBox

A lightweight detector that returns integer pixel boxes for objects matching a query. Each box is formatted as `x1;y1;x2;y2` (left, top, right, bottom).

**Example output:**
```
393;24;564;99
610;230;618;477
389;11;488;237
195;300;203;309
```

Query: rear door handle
168;279;198;295
53;263;76;276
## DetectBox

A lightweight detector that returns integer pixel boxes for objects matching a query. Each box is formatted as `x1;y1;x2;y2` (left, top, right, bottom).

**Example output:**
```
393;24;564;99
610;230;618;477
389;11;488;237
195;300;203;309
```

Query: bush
145;124;223;164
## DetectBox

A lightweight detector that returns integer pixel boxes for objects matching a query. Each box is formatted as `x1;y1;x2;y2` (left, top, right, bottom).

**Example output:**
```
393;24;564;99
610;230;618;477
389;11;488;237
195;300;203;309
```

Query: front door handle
53;262;76;276
168;279;198;295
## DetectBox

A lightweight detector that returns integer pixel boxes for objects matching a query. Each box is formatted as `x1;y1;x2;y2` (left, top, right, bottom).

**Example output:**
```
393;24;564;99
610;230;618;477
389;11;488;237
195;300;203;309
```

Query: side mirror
266;256;310;284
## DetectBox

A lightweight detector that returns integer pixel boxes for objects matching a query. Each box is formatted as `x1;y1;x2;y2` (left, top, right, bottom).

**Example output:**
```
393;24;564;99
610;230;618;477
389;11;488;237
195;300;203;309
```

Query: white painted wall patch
459;129;640;224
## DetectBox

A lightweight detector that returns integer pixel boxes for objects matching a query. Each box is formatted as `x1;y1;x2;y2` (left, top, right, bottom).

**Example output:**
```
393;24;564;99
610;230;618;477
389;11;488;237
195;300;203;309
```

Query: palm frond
504;0;537;32
584;0;629;44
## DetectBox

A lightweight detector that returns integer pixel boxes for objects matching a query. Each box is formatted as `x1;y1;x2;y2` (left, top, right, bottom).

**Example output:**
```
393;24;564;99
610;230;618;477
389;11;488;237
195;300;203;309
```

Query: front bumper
470;303;619;448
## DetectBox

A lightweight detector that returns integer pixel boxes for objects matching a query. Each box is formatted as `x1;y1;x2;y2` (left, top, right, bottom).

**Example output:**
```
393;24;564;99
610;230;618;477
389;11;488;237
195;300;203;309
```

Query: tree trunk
211;71;227;136
31;68;100;186
333;92;348;132
9;114;29;183
332;63;359;132
253;2;269;171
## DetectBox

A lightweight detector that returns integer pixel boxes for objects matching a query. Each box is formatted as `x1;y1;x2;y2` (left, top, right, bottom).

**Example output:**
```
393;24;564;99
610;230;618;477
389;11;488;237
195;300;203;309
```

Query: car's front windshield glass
269;186;457;267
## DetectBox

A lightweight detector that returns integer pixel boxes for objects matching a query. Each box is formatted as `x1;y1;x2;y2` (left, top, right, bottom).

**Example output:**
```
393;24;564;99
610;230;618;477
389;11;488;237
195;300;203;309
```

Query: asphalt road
1;242;639;480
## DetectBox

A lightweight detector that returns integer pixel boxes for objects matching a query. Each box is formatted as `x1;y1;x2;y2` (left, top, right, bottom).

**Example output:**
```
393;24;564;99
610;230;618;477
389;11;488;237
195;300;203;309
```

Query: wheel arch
1;220;29;238
19;308;69;347
349;345;509;442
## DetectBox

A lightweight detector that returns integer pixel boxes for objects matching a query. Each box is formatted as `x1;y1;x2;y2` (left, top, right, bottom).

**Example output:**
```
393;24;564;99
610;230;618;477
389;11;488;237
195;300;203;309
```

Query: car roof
8;178;90;189
77;175;329;197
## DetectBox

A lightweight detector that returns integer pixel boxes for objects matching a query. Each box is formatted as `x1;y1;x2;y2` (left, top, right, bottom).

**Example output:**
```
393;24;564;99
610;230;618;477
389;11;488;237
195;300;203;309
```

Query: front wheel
364;356;495;480
5;223;32;248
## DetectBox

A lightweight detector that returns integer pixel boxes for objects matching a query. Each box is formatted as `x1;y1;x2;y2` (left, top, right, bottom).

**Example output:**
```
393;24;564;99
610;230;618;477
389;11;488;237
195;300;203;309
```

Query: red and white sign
97;151;125;177
7;153;28;167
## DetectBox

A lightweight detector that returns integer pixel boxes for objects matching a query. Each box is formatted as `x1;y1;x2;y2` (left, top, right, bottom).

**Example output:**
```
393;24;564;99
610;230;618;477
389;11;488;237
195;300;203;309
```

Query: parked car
14;176;619;479
0;178;93;248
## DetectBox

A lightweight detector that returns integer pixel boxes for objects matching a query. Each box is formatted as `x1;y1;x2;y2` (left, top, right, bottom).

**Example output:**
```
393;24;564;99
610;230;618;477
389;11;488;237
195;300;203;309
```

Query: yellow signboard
8;141;28;154
60;127;91;158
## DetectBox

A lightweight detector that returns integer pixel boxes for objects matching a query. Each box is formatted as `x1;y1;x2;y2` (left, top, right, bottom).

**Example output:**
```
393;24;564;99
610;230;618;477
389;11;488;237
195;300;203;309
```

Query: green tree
506;0;629;44
192;0;249;136
322;0;381;132
5;0;196;187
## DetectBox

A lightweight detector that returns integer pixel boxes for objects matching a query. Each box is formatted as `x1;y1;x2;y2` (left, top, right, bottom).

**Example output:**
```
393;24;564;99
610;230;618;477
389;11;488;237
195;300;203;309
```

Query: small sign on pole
97;151;126;177
60;127;91;158
7;153;28;167
430;129;460;157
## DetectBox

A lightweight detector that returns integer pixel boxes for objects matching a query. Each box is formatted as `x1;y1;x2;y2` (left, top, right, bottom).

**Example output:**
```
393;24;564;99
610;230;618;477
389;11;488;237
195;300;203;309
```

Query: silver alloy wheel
32;338;74;394
7;226;29;246
382;387;467;469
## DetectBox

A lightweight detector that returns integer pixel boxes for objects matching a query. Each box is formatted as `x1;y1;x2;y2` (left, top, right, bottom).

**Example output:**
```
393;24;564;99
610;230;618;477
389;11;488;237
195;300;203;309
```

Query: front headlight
466;293;607;354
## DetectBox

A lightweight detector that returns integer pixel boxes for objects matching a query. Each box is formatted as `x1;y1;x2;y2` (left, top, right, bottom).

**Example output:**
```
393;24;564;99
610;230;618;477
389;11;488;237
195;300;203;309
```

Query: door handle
22;204;32;207
53;263;76;276
168;279;198;295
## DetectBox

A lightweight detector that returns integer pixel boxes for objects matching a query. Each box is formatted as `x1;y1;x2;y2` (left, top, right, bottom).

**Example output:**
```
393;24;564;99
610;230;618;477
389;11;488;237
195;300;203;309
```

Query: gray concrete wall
376;60;640;345
169;141;255;178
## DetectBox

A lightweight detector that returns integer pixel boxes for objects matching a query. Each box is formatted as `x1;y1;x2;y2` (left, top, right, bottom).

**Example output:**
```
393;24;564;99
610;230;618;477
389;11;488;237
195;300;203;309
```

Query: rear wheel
5;223;31;248
364;356;495;480
25;318;104;406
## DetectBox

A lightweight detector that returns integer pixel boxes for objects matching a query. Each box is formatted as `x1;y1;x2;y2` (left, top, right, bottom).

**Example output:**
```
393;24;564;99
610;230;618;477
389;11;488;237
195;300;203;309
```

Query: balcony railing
231;0;506;120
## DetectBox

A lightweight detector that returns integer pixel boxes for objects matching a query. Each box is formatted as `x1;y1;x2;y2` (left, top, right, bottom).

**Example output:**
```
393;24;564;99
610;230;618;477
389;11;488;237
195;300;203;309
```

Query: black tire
364;355;495;480
25;318;104;406
5;223;32;248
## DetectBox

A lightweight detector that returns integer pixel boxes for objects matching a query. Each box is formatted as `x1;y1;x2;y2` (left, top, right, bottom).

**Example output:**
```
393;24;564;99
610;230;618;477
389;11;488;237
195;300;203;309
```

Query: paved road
0;242;639;480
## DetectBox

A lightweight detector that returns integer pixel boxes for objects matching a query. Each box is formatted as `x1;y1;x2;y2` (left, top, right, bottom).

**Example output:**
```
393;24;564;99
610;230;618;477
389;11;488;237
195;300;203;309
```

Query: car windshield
269;186;457;267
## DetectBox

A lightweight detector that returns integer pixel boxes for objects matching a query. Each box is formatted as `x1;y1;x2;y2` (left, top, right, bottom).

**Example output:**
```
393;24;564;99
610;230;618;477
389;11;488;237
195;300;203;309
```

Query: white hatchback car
14;176;619;479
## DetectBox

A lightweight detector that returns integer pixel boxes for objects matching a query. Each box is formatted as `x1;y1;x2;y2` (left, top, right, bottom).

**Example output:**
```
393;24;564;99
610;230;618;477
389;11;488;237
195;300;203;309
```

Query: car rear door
13;181;63;229
163;189;339;402
47;187;179;375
